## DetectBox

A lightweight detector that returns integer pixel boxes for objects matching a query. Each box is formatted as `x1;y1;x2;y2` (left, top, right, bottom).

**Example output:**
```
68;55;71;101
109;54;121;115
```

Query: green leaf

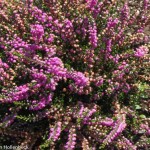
140;115;146;119
135;105;141;110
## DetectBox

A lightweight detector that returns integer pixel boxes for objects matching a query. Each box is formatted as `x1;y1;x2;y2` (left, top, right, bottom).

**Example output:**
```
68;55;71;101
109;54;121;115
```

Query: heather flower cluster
134;46;149;58
49;121;62;142
65;126;76;150
0;0;149;149
30;24;44;42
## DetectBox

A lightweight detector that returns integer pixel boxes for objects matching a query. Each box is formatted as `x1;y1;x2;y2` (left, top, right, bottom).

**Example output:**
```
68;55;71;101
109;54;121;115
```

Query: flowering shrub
0;0;149;149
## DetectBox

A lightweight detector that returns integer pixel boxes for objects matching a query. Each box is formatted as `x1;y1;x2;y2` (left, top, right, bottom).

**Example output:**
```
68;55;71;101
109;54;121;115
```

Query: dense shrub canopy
0;0;149;149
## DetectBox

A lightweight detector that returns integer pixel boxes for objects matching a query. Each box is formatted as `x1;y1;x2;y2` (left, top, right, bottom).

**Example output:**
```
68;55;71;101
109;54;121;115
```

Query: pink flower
30;24;44;41
134;46;149;58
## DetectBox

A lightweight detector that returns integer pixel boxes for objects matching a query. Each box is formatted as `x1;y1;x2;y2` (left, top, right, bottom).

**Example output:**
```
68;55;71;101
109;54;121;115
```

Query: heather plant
0;0;149;149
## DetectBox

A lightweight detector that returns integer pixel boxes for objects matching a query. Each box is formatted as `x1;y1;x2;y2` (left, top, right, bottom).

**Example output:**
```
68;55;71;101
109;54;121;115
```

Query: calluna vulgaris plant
0;0;149;149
